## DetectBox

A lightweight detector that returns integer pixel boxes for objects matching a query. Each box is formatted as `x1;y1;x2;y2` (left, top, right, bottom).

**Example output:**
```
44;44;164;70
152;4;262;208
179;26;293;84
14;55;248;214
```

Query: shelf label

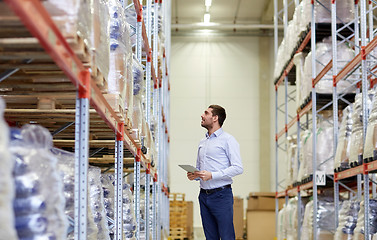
315;171;326;186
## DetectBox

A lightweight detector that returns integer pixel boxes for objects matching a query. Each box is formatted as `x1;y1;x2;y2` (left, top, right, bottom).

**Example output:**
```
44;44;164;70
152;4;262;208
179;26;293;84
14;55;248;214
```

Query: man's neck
207;126;221;136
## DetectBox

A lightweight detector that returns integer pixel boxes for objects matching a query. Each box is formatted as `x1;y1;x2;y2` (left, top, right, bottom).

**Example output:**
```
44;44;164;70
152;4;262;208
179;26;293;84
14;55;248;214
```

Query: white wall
169;35;261;230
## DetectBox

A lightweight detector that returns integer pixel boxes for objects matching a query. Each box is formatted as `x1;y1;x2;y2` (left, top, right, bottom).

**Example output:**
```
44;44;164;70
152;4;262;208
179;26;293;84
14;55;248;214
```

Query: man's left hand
197;170;212;181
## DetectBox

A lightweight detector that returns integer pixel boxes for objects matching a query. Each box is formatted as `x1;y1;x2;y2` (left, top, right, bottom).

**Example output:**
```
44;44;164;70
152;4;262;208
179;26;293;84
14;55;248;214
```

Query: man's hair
209;104;226;127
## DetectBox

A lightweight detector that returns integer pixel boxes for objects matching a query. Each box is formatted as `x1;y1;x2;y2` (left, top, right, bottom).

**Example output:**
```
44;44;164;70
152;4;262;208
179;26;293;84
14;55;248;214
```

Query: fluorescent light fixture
205;0;212;7
206;6;210;12
204;13;210;23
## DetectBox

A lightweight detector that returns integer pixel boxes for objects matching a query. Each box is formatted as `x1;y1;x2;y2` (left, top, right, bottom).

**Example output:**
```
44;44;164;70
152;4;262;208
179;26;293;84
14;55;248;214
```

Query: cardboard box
233;197;244;239
247;192;284;211
186;201;194;239
246;210;275;240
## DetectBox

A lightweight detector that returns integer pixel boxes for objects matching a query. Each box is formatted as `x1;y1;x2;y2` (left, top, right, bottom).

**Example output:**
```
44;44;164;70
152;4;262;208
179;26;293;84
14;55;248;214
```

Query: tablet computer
178;164;199;173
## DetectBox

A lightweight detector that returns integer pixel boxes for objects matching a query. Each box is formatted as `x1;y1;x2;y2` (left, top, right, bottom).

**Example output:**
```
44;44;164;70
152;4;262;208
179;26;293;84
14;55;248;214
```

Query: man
187;105;243;240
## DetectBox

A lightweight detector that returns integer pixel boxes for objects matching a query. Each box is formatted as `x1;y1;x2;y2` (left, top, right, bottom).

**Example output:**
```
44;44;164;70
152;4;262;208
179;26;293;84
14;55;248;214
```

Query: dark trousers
199;187;235;240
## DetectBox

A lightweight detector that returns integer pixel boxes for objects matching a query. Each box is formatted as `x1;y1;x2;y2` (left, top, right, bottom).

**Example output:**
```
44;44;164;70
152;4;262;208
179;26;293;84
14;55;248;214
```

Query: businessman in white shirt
187;105;243;240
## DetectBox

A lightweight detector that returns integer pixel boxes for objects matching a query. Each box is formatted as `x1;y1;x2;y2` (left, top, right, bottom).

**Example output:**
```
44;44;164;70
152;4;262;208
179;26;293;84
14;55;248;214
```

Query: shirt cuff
211;172;221;180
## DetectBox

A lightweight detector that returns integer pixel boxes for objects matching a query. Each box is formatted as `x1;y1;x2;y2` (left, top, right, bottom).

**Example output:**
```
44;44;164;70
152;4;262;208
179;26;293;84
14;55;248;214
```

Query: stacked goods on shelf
286;135;298;188
349;91;375;166
273;0;355;81
301;37;355;104
169;193;188;239
301;195;336;240
277;207;286;240
334;200;360;240
334;105;354;171
101;173;115;237
107;0;134;120
53;148;99;240
353;200;377;239
132;55;147;145
88;167;111;240
293;52;306;110
0;99;18;240
284;198;298;240
123;183;137;239
364;91;377;162
44;0;110;85
297;112;334;182
10;125;67;240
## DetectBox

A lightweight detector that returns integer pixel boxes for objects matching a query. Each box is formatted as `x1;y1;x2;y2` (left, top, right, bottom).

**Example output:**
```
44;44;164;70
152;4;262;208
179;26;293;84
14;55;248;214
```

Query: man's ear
213;115;218;122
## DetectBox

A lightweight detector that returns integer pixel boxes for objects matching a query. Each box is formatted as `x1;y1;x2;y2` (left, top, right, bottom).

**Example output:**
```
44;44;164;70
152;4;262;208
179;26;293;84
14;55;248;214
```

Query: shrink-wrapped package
313;0;355;24
53;148;98;240
123;183;137;239
107;0;134;118
302;37;355;103
286;136;298;187
88;167;110;240
44;0;110;82
364;92;377;160
349;91;374;164
11;125;67;240
284;198;298;240
353;200;377;240
334;105;354;170
334;200;360;240
0;99;18;240
277;207;287;240
301;196;336;240
297;113;334;181
297;130;312;182
293;52;306;109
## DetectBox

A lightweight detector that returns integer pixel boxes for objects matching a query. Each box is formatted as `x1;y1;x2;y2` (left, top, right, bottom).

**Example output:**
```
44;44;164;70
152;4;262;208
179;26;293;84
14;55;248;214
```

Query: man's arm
211;136;243;180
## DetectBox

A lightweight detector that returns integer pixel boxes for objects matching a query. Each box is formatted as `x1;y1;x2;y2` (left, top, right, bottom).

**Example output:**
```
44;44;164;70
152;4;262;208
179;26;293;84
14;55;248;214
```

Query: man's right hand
187;171;199;181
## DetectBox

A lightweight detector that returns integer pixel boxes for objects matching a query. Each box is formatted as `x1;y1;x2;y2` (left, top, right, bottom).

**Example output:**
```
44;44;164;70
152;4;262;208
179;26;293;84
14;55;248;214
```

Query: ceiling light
205;0;212;7
206;6;210;12
204;13;210;24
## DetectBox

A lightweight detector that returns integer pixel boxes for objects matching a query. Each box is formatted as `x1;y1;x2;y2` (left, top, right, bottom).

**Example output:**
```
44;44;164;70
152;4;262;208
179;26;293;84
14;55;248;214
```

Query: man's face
201;108;215;129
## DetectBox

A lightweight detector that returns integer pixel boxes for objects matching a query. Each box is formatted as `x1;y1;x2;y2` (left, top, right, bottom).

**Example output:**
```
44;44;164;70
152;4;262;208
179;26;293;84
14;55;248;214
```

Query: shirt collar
205;128;224;138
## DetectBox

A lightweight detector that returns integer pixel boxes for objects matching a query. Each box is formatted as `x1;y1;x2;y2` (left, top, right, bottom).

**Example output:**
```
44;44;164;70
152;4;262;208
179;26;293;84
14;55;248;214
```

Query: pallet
169;228;187;239
169;193;185;201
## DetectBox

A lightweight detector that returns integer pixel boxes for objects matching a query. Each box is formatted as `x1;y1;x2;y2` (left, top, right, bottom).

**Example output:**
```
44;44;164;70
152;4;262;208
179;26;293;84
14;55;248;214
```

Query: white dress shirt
196;128;243;190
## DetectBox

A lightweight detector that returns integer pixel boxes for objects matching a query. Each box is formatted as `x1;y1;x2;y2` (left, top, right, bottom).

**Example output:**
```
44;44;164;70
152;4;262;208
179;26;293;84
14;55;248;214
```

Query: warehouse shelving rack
274;0;377;239
0;0;170;239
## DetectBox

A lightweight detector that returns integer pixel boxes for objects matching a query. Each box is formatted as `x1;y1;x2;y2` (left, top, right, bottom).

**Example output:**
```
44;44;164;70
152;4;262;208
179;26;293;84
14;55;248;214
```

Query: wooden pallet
169;193;185;201
169;227;187;239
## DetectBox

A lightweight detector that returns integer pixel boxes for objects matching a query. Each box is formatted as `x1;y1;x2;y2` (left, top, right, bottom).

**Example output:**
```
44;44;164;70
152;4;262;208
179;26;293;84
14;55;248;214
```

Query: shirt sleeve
211;136;243;180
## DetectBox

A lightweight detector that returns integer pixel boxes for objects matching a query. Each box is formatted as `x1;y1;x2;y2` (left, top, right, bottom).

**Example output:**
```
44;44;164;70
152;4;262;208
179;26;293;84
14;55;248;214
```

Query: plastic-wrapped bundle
364;91;377;161
353;200;377;239
277;207;287;240
297;130;312;182
108;0;134;112
43;0;110;82
349;91;374;165
131;97;144;142
88;167;110;240
293;52;306;108
101;173;115;220
297;113;334;181
284;198;298;240
10;125;67;240
334;200;360;240
301;196;336;240
334;105;354;170
313;0;355;24
133;55;145;97
53;148;98;240
0;99;18;240
286;136;298;187
302;37;355;100
123;183;137;239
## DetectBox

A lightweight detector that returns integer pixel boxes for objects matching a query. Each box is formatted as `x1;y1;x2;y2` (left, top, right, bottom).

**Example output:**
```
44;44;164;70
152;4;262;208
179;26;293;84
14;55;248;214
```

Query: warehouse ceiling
171;0;290;36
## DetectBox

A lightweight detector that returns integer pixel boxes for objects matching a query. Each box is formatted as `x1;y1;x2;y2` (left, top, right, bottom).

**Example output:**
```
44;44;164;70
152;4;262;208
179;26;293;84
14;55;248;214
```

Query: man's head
201;104;226;130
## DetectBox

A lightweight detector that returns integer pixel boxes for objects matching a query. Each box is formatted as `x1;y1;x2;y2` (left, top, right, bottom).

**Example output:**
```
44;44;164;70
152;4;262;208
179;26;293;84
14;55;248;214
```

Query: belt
200;184;231;195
